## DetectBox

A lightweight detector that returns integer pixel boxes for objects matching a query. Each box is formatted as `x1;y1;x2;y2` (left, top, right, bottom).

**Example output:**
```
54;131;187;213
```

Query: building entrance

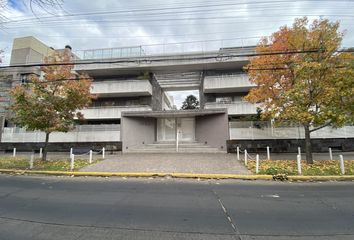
157;117;195;142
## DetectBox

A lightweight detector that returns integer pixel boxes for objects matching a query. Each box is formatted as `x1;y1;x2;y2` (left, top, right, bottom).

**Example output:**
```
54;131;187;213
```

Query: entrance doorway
157;118;195;142
178;118;195;141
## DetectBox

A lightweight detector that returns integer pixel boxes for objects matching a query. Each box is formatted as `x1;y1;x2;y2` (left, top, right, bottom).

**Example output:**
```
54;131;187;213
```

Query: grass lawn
247;159;354;175
0;156;101;171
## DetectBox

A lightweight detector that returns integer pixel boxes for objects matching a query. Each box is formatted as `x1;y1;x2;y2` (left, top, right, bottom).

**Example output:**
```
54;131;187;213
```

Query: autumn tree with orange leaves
245;17;354;164
10;49;93;161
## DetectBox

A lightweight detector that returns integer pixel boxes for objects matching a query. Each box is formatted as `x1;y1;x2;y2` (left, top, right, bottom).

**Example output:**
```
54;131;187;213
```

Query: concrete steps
127;141;225;153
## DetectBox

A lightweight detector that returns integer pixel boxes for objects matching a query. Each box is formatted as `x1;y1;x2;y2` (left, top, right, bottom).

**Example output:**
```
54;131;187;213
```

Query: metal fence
74;37;258;60
229;121;354;140
1;125;121;143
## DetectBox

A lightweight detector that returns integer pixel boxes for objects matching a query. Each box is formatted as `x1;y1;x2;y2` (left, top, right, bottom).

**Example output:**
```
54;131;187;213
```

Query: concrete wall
204;73;255;93
205;102;258;115
227;138;354;153
1;126;121;143
91;80;152;97
199;72;206;109
10;36;54;65
0;141;121;153
150;74;163;111
0;74;13;115
121;117;156;152
195;113;229;150
229;122;354;139
80;105;152;119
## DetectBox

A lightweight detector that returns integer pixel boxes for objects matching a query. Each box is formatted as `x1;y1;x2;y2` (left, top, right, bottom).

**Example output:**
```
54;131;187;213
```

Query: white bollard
267;146;270;160
256;154;260;174
89;150;93;164
70;148;73;158
176;130;179;152
244;150;248;166
70;154;75;171
298;147;301;159
29;151;34;170
13;148;16;157
39;148;43;159
329;148;333;160
236;146;240;161
102;147;105;159
339;155;345;175
297;154;302;175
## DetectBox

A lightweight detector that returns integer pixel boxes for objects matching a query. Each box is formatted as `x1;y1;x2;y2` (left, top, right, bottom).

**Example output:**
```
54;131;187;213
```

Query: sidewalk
80;153;250;175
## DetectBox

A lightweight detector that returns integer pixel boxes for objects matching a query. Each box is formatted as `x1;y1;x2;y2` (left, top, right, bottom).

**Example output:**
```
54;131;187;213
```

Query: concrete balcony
204;74;256;93
91;80;152;97
1;125;121;143
204;102;259;115
79;105;152;119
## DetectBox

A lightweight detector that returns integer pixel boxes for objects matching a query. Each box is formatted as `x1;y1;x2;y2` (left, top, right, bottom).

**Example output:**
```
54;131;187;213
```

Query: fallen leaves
247;159;354;175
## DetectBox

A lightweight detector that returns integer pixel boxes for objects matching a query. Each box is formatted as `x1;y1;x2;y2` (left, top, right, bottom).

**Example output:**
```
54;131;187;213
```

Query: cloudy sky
1;0;353;107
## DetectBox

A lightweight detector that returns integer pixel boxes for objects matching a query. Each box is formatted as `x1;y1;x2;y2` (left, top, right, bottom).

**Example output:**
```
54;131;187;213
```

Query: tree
1;0;64;21
181;95;199;110
244;17;354;164
10;49;93;161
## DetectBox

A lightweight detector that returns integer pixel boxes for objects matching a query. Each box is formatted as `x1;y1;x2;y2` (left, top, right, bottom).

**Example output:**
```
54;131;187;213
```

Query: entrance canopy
121;108;229;152
121;108;227;118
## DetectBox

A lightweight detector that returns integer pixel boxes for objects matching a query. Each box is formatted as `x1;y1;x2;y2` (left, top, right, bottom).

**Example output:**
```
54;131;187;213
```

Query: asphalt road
0;175;353;240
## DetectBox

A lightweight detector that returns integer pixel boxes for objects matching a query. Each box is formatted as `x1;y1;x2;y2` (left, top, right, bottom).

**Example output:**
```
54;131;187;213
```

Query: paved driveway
80;153;250;174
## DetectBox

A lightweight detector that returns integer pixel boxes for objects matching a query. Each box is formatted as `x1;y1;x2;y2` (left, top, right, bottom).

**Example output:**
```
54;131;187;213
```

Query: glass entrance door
157;117;195;142
178;118;195;141
157;118;176;141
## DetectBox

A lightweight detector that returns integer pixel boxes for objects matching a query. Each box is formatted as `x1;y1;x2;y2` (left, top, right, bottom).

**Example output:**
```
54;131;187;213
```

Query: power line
3;0;354;30
1;48;353;70
42;32;266;40
4;14;354;29
3;0;349;24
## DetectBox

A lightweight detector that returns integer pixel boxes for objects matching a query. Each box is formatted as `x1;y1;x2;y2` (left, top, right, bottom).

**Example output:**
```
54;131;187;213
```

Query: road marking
261;194;280;198
211;189;242;240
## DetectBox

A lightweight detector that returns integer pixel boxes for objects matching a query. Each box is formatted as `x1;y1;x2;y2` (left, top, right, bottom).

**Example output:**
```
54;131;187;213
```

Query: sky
1;0;354;107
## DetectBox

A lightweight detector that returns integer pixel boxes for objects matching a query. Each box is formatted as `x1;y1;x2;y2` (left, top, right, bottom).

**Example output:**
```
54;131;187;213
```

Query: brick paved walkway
80;153;250;175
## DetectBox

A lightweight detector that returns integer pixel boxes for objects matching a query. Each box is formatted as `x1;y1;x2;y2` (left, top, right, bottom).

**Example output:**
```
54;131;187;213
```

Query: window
20;74;30;85
216;97;232;104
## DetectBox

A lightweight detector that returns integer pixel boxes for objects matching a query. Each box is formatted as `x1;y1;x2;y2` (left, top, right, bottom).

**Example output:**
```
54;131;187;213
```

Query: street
0;175;353;240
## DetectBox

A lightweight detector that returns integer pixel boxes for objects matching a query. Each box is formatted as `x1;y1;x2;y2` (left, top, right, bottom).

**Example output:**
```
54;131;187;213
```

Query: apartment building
1;36;353;153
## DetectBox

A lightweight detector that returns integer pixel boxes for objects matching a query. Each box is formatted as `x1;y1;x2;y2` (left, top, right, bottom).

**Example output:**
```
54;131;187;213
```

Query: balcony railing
204;74;256;93
74;39;257;60
1;125;121;143
79;105;152;119
204;102;258;115
91;80;152;97
229;121;354;140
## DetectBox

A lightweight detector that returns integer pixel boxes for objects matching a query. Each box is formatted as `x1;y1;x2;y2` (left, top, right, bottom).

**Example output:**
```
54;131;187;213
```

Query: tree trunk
42;132;50;161
304;124;313;164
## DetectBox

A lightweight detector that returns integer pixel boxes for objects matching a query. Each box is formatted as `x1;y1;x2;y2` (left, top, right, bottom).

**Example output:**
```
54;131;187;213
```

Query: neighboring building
0;36;353;153
10;36;54;65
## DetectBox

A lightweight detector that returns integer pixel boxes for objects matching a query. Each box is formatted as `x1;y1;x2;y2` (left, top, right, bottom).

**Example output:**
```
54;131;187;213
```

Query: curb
0;169;272;180
287;175;354;181
1;169;354;181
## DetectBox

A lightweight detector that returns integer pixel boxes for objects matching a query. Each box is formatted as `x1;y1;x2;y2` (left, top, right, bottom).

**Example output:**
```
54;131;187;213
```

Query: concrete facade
0;141;121;153
227;138;354;153
1;36;352;153
195;113;229;150
10;36;54;65
121;117;156;151
121;109;228;152
204;73;255;93
91;79;152;97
